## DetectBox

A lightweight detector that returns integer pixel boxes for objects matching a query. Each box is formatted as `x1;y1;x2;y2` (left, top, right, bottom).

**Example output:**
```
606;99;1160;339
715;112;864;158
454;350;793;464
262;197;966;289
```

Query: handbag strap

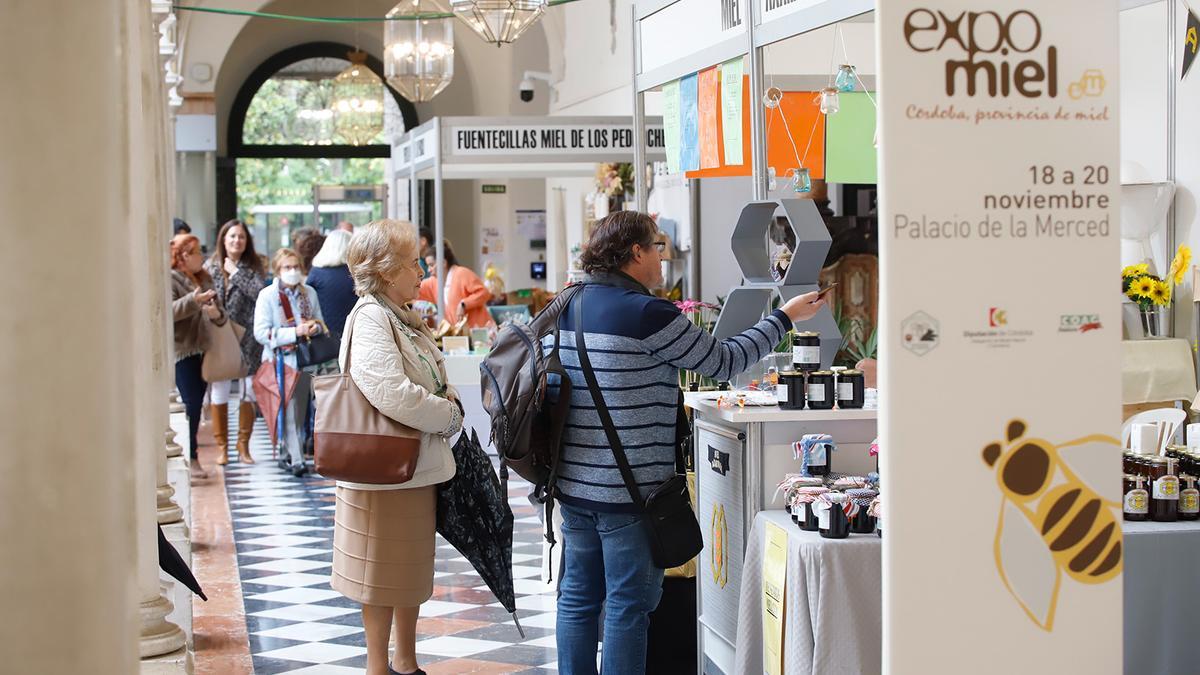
278;288;298;327
340;300;404;375
573;291;647;510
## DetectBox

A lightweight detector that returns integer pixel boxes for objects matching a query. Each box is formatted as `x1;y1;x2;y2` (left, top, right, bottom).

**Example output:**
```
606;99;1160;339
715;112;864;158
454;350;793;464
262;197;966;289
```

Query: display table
684;394;877;674
733;512;1198;675
734;510;880;675
1121;338;1196;417
1122;520;1200;675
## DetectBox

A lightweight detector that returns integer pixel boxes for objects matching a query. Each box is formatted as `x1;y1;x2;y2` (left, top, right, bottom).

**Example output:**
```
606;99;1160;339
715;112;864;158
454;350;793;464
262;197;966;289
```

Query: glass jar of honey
1149;456;1179;522
792;331;821;372
818;492;850;539
1123;474;1148;522
846;488;878;533
837;369;866;409
777;371;806;410
794;486;829;531
1181;475;1200;521
806;371;836;410
1122;452;1137;476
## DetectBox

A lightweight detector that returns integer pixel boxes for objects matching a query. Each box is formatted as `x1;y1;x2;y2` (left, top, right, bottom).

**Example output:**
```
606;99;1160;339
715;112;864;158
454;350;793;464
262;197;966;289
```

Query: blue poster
679;73;700;172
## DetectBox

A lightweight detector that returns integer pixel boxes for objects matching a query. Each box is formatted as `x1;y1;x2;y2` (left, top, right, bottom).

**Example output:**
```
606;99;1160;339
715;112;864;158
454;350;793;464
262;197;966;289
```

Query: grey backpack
480;283;584;507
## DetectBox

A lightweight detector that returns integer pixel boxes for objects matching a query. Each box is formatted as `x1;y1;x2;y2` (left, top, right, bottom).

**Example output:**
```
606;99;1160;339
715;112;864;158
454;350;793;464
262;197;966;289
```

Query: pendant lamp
385;0;456;102
330;51;385;146
450;0;547;47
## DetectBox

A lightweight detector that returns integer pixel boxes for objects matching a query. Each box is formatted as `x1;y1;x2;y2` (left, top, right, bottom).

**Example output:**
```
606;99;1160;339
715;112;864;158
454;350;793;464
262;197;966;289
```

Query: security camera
518;70;553;103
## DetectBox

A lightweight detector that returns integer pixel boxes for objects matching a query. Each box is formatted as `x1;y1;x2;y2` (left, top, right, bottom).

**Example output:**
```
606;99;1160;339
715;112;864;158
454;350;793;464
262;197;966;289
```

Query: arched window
221;43;419;243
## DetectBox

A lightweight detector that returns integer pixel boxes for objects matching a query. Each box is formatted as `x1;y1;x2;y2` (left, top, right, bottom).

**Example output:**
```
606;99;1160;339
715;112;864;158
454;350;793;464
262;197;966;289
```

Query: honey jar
817;492;850;539
1123;474;1148;522
792;331;821;372
806;371;835;410
846;488;878;533
777;371;806;410
836;369;866;409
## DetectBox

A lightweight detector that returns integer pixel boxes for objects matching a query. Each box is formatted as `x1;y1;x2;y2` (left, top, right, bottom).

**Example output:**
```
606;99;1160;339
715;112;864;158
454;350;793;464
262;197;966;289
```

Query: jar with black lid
1149;456;1179;522
846;488;878;533
792;332;821;372
1123;475;1148;522
777;371;806;410
818;493;850;539
837;369;866;409
806;371;835;410
1181;475;1200;521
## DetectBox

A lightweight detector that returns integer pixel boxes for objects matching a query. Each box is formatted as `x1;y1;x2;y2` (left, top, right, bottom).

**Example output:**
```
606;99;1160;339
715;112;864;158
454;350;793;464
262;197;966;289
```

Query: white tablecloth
734;510;881;675
1122;338;1196;405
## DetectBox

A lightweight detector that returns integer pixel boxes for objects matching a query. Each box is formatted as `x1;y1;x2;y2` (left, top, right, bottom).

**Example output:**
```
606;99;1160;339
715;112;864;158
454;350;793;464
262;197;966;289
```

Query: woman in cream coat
332;219;463;675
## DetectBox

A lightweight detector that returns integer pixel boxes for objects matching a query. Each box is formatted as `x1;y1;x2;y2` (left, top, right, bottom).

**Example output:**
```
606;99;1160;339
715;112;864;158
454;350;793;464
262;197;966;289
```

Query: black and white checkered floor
222;412;561;674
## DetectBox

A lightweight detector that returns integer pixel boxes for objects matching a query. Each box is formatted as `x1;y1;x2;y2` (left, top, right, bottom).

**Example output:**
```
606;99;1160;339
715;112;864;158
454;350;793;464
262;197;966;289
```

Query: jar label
809;444;827;467
817;507;829;531
793;345;820;365
775;384;788;402
807;384;826;402
838;382;854;400
1123;488;1148;515
1153;475;1180;500
1182;488;1200;514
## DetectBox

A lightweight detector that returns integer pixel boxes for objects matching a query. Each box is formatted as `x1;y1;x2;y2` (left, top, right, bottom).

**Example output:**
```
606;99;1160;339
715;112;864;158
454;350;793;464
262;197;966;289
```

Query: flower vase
1139;306;1167;338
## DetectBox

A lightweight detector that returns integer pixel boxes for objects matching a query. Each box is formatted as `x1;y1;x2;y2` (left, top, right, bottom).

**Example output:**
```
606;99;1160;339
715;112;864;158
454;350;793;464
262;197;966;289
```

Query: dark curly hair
580;211;657;275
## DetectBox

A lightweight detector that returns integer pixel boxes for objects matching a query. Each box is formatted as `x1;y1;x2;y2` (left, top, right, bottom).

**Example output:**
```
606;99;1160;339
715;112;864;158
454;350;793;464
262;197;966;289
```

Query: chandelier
385;0;455;102
330;51;385;145
449;0;547;47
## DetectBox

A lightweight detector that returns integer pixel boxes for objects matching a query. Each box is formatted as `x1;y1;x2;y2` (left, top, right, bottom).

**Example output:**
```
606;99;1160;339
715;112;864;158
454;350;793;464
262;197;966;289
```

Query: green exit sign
481;184;507;194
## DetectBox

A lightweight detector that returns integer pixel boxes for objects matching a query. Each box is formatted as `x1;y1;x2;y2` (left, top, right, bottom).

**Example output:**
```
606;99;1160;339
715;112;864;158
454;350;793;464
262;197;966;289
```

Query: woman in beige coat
332;219;463;675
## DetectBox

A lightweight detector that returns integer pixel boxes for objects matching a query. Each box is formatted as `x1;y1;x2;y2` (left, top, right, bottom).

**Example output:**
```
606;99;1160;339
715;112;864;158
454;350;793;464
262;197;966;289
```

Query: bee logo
711;503;728;588
982;419;1122;631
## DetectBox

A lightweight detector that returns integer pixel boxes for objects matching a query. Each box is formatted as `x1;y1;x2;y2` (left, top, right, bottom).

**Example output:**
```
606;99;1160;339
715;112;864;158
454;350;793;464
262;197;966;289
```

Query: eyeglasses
648;241;666;252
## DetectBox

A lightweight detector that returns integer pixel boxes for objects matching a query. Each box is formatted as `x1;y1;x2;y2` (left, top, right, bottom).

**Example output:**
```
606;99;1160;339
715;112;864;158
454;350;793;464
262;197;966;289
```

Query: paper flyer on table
762;521;788;675
663;79;681;174
721;57;744;166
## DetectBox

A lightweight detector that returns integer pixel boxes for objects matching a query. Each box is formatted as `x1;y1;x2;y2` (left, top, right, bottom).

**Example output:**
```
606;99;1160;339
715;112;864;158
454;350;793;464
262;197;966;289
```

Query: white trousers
210;375;256;405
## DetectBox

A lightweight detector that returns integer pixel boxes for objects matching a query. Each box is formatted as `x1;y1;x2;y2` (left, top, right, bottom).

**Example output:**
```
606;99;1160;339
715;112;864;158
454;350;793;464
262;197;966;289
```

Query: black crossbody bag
573;293;703;569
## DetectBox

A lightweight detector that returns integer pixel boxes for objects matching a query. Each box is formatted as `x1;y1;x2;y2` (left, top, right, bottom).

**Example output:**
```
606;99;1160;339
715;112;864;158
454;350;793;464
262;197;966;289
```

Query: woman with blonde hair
332;219;462;675
169;233;225;478
253;247;326;477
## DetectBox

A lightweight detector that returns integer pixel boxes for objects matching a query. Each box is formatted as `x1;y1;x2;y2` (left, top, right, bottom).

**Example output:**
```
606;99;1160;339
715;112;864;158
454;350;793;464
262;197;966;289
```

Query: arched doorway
218;42;419;249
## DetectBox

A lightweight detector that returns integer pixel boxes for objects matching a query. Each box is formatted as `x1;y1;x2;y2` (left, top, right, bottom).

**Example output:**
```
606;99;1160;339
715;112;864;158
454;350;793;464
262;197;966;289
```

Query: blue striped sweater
543;276;792;513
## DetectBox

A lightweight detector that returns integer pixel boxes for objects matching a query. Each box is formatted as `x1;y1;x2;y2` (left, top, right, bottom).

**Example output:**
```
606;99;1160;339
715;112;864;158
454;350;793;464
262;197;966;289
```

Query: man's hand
780;291;824;323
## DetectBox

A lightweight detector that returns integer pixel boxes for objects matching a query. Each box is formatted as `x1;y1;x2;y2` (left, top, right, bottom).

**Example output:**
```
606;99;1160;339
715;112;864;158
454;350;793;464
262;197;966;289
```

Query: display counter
730;512;1197;675
684;393;877;675
444;353;494;455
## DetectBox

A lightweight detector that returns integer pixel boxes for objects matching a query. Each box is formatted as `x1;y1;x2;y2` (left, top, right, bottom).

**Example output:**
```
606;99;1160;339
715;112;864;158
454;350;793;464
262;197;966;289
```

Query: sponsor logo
901;310;940;356
1059;314;1102;333
1068;69;1107;99
708;446;731;476
964;309;1033;348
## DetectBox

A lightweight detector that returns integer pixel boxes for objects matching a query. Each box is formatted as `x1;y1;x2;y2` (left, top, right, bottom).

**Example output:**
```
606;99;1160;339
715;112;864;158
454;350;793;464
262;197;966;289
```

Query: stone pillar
121;2;187;670
0;2;138;673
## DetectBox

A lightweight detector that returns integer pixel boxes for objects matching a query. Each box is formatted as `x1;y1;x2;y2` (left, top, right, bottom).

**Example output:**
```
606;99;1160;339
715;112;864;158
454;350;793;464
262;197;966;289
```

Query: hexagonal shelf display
730;199;831;287
713;198;843;370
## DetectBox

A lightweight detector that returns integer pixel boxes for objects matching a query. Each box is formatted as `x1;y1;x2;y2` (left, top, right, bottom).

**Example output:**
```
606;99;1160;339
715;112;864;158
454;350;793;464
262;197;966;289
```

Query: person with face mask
253;248;327;477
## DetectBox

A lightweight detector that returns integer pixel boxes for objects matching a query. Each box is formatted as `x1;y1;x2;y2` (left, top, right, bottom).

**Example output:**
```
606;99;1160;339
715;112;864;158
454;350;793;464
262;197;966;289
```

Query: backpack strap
573;290;647;510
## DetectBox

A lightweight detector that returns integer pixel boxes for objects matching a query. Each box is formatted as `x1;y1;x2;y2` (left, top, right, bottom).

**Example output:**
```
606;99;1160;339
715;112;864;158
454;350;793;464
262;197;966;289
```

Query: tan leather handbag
313;304;421;484
201;318;247;383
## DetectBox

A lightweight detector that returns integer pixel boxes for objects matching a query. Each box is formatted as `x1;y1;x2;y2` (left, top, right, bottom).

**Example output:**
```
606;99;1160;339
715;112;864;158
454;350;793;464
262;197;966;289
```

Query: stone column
121;2;187;669
0;2;138;673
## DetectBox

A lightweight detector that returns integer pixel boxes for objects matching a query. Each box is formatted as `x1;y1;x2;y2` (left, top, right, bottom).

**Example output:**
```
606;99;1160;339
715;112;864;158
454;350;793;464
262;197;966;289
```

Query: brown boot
236;401;256;464
211;403;229;466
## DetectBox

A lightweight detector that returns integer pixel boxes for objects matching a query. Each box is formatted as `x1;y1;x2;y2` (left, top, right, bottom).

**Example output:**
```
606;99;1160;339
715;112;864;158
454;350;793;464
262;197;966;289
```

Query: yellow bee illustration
711;503;728;588
981;419;1122;631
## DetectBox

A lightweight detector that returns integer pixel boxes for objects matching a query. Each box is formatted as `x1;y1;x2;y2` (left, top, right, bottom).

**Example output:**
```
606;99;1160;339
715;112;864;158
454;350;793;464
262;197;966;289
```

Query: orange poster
697;67;720;169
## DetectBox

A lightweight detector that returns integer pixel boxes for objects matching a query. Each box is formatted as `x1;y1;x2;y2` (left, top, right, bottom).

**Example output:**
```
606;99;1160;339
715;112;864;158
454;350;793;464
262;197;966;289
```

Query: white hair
347;219;418;297
311;229;352;268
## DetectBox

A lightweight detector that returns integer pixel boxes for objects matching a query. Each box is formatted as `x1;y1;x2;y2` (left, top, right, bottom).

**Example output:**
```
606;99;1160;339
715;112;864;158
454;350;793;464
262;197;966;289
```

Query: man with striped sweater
551;211;824;675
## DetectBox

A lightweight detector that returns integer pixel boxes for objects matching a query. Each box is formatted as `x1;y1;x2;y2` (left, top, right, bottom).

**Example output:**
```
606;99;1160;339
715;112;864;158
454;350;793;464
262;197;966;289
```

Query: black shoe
277;457;291;472
291;462;309;477
389;668;425;675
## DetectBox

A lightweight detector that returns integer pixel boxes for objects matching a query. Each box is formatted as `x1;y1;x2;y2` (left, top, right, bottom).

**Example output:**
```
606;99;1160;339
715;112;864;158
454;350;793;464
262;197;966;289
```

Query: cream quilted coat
337;294;462;490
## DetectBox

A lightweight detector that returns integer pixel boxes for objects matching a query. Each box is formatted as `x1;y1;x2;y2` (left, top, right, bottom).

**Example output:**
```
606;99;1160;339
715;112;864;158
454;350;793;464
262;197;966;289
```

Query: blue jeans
556;503;665;675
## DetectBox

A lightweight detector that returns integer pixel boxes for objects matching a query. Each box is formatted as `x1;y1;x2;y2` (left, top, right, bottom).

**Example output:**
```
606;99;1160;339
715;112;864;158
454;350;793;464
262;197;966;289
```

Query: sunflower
1149;279;1172;306
1130;276;1156;298
1122;263;1150;278
1169;245;1192;285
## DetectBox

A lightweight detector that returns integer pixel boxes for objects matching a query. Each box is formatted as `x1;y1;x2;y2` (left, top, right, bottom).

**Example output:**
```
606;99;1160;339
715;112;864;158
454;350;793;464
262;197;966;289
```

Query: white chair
1121;408;1188;453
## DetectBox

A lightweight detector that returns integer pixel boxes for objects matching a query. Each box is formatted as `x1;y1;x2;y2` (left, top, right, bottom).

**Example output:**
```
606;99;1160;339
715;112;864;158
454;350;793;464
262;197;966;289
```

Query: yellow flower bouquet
1123;245;1190;310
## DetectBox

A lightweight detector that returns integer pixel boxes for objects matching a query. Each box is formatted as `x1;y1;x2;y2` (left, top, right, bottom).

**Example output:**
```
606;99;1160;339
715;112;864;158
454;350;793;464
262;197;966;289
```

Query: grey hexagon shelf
730;199;831;287
712;198;843;370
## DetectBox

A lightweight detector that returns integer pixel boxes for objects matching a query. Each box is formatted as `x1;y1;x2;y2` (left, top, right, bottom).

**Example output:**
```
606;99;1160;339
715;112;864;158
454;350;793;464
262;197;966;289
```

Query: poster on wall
878;2;1122;673
721;57;745;165
664;80;682;174
679;73;700;172
698;67;721;169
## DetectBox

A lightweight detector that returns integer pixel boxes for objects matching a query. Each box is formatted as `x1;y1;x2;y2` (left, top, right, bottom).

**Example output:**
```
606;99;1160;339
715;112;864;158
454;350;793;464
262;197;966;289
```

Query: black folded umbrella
158;525;206;601
436;429;522;637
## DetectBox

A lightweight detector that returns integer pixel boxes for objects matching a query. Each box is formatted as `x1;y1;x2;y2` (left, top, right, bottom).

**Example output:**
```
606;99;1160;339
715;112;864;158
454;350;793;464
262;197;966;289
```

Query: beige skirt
331;485;436;607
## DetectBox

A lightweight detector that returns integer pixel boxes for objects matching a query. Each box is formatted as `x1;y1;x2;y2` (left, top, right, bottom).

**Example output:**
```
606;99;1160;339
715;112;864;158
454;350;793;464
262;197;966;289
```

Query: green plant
831;299;877;366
